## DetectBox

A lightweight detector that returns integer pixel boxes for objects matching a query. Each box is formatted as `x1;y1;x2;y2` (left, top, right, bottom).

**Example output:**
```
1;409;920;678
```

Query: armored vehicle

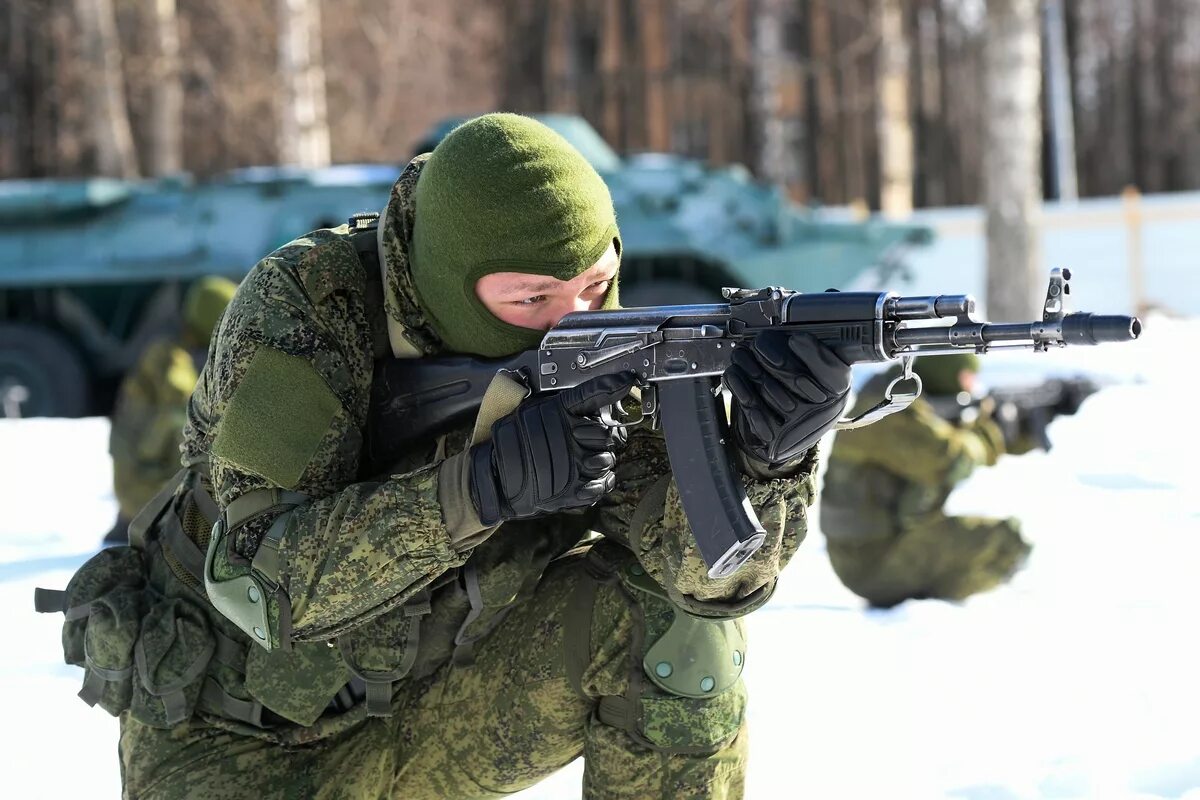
0;115;931;418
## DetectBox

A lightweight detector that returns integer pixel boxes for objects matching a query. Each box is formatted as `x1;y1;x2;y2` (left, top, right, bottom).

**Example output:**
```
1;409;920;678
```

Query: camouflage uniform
111;157;816;799
820;371;1032;607
108;278;236;538
109;340;203;523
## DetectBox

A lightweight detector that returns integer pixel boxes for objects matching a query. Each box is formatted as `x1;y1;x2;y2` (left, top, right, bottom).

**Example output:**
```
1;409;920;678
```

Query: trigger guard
599;405;621;428
599;401;644;429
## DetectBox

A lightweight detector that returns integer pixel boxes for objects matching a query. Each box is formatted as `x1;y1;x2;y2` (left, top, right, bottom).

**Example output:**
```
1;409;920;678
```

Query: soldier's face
474;242;618;331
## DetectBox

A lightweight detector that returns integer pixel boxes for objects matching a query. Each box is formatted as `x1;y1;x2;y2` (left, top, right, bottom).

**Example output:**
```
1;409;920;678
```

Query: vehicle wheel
620;279;717;308
0;323;90;418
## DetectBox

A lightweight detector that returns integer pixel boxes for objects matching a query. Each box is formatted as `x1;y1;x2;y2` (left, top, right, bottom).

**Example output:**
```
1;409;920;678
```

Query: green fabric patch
212;346;340;490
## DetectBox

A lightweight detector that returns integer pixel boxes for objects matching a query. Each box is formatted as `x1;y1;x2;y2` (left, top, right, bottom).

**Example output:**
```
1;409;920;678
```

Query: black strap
563;573;599;700
200;678;266;728
129;467;187;550
35;587;93;621
33;587;66;614
77;669;107;707
191;481;220;528
364;681;392;717
211;630;246;673
596;695;636;731
349;224;380;266
628;475;673;554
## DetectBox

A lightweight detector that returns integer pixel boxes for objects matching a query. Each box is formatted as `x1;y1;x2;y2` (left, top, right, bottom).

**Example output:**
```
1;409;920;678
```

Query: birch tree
75;0;139;178
752;0;803;195
149;0;182;175
877;0;913;216
277;0;330;168
983;0;1042;321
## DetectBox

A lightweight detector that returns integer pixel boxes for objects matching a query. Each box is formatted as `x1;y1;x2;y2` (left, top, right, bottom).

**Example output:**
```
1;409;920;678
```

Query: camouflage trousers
826;513;1032;607
119;546;748;799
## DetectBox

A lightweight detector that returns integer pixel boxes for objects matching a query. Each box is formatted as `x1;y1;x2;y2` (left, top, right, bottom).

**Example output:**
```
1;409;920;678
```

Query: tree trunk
729;0;752;169
1041;0;1077;200
984;0;1042;321
149;0;182;176
74;0;139;178
752;0;803;195
598;0;623;148
544;0;577;113
277;0;330;168
809;0;840;201
876;0;913;216
913;0;945;206
640;0;670;151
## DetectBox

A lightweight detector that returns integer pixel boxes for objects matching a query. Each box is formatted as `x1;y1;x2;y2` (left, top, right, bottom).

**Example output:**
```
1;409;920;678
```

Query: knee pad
586;546;747;755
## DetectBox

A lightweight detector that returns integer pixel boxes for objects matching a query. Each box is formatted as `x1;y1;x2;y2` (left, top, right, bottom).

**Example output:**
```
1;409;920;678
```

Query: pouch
52;546;147;716
131;597;216;727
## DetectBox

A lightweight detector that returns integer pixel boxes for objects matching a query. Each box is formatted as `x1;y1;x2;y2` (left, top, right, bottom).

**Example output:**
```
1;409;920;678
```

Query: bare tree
148;0;182;175
74;0;139;178
983;0;1042;321
276;0;330;167
1042;0;1077;200
752;0;804;195
641;0;670;151
876;0;913;215
544;0;577;113
597;0;624;147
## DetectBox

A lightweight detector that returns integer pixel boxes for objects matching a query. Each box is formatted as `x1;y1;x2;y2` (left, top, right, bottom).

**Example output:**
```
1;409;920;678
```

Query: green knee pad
606;557;747;754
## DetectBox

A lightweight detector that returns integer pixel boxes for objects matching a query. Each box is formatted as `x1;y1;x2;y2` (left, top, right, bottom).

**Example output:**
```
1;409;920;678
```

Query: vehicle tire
0;323;90;418
619;279;717;308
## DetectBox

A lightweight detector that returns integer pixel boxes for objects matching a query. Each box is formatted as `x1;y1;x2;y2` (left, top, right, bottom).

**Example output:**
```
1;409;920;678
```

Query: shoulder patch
212;346;341;489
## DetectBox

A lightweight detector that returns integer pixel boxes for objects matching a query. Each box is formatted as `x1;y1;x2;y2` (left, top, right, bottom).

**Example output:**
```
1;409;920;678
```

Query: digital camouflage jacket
109;338;203;520
820;371;1007;543
173;157;818;729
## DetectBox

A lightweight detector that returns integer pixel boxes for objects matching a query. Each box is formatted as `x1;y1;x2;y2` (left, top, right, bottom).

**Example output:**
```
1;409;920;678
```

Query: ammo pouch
36;546;223;728
131;597;215;727
35;546;147;717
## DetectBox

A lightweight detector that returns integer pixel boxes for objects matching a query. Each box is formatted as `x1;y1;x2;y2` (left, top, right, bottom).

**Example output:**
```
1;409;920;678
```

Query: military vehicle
0;166;400;418
0;114;931;418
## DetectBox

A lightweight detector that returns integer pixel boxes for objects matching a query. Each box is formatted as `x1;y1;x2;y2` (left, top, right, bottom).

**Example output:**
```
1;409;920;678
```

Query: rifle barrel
893;312;1140;350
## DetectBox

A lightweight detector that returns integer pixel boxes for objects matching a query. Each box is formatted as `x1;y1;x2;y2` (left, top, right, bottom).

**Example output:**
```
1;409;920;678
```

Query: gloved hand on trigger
468;372;637;525
723;331;852;469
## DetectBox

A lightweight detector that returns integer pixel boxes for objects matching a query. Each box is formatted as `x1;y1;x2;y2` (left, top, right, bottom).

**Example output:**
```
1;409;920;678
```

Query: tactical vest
39;214;587;735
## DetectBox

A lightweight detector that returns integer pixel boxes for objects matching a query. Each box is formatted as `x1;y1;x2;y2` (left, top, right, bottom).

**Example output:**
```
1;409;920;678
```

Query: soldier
57;114;851;798
104;276;237;545
820;353;1033;608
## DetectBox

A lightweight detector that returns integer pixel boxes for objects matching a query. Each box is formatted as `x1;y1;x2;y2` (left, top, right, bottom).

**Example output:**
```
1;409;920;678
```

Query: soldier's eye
586;280;610;294
515;295;547;306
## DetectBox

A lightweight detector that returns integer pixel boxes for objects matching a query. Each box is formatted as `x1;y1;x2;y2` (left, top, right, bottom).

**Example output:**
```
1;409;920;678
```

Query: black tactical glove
468;373;636;525
724;330;852;469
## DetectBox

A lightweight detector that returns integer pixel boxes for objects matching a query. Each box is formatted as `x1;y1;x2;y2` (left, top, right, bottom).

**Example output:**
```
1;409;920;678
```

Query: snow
3;326;1197;797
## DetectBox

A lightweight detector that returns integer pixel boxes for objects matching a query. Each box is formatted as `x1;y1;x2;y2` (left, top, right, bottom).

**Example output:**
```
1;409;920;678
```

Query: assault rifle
927;375;1100;452
367;268;1140;579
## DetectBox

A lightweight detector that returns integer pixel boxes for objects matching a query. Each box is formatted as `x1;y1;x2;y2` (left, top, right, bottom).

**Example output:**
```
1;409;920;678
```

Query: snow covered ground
2;314;1197;799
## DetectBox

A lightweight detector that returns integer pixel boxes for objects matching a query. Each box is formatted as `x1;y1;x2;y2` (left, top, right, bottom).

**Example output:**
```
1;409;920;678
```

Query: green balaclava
409;113;621;357
182;276;238;347
912;353;980;396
